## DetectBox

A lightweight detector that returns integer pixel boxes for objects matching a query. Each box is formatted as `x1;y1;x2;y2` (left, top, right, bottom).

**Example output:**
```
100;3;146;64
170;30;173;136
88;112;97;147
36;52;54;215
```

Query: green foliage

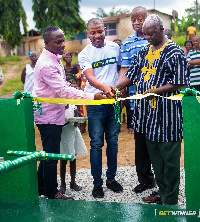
61;54;78;66
175;31;200;47
92;7;130;18
72;55;78;64
92;8;108;18
32;0;86;38
0;54;22;65
0;0;27;53
185;0;200;29
0;77;23;95
174;35;186;47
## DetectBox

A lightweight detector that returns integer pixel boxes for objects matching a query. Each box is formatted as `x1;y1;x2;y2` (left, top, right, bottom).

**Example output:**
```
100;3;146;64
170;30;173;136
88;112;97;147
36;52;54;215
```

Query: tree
185;0;200;31
32;0;86;39
0;0;27;56
92;7;130;18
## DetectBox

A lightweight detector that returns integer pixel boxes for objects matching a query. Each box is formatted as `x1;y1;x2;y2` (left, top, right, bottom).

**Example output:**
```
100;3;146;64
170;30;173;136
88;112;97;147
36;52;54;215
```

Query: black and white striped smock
126;41;190;142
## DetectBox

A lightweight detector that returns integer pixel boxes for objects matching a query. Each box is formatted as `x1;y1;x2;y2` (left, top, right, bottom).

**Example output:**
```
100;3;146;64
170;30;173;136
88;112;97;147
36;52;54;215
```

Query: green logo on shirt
92;57;117;69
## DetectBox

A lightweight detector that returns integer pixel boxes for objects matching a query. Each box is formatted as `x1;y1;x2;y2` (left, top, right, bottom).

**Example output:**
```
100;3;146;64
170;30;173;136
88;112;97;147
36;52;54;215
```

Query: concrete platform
1;199;198;222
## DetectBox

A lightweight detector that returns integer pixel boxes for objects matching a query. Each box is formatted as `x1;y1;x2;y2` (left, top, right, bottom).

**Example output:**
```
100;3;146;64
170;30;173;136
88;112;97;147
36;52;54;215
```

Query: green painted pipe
7;150;74;161
0;151;74;176
0;152;40;176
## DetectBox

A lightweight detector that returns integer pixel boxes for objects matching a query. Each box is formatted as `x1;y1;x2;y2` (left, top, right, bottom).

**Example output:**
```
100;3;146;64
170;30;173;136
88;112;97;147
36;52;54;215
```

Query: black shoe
92;185;104;198
133;182;155;193
106;180;123;193
38;187;45;196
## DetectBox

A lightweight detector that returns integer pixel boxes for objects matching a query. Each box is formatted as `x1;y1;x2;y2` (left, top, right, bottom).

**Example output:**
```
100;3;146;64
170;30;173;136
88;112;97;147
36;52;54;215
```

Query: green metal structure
0;98;38;203
182;96;200;211
0;92;200;221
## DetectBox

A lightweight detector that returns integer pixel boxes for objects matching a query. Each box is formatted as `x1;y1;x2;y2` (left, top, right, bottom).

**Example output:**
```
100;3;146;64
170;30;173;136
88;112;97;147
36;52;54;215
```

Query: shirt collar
43;47;61;61
133;31;145;40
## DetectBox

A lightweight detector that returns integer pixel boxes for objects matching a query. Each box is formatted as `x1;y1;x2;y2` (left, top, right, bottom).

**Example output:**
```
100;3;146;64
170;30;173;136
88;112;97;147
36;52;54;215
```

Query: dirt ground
35;124;184;173
0;57;184;173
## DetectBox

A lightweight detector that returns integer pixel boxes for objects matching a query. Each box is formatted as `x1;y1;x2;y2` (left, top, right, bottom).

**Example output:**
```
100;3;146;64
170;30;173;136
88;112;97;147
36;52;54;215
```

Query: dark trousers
37;124;62;197
146;139;181;204
134;131;154;185
127;111;133;129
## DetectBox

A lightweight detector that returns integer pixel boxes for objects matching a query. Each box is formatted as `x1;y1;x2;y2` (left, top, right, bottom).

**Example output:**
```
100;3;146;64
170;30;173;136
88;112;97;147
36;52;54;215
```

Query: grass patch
0;54;77;96
72;55;78;64
173;36;185;47
1;77;23;95
17;62;27;71
173;31;200;48
61;55;79;66
0;54;22;65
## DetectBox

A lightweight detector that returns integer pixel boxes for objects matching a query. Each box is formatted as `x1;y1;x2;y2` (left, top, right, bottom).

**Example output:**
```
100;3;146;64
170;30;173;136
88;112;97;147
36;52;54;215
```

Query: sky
22;0;197;30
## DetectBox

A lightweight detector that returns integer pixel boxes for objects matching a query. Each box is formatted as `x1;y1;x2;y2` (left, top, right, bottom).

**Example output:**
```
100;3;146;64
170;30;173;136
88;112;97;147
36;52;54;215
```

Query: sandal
128;128;134;134
58;184;66;194
70;182;82;191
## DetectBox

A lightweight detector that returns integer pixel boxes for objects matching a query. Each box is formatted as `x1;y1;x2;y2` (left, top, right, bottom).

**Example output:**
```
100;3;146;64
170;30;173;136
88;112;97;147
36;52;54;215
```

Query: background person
21;51;38;94
78;18;123;198
184;40;193;58
59;104;88;193
33;26;105;200
75;62;88;134
113;39;122;48
186;22;196;41
163;29;172;39
187;35;200;91
62;52;78;85
117;6;155;193
0;66;4;85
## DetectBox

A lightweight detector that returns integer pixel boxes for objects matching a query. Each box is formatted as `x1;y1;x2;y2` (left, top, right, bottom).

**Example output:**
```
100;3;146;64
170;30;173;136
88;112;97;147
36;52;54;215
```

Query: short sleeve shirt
121;32;148;68
78;41;121;93
121;32;148;109
187;26;196;35
187;48;200;86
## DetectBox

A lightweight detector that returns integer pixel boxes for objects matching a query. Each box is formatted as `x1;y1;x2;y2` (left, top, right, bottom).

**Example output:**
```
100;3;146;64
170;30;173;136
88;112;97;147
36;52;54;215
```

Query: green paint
182;96;200;210
0;151;74;175
0;98;38;203
7;150;74;161
0;93;200;220
0;199;197;222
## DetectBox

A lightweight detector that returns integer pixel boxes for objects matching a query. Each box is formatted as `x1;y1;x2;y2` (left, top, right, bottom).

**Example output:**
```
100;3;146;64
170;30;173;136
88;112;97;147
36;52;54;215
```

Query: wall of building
118;17;133;42
148;11;171;30
65;39;88;54
17;38;44;56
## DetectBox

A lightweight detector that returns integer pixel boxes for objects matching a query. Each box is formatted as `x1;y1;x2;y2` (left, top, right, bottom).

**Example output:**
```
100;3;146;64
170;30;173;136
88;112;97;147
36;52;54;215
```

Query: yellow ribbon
151;86;156;108
33;97;115;105
32;93;185;106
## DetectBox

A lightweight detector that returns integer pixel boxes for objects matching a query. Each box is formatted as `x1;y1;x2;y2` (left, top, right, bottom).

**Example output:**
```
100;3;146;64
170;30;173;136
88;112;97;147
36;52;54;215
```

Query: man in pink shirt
33;26;105;200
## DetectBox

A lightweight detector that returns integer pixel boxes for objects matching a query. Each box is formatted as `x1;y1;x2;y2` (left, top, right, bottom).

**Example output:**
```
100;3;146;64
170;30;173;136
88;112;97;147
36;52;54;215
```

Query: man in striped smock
117;6;155;194
187;35;200;91
116;14;190;205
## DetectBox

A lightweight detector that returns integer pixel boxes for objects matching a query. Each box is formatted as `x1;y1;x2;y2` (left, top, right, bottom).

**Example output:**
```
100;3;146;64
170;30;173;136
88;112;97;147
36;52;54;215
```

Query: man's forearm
148;83;185;95
116;67;129;85
86;75;107;91
115;75;132;91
